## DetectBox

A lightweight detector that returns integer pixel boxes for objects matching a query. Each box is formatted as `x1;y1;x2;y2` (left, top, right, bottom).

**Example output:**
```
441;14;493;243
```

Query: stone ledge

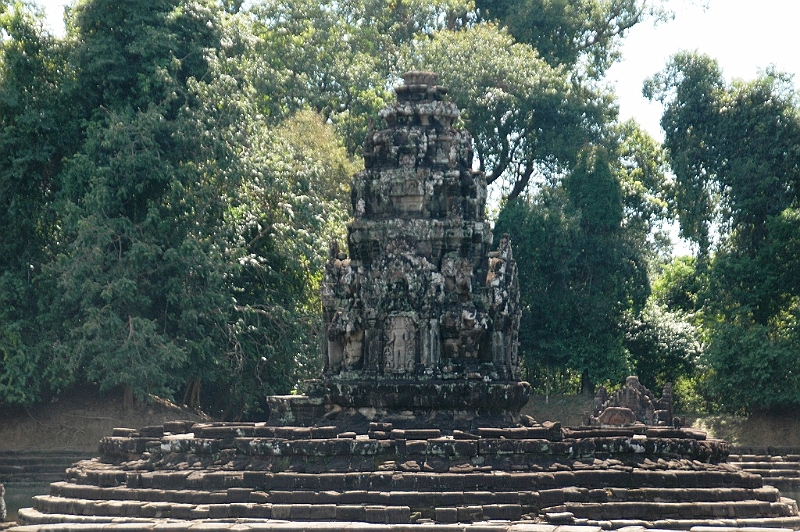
6;515;610;532
13;510;800;531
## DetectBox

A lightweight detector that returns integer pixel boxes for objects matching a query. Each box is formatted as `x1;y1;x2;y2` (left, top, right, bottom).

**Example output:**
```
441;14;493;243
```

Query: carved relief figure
343;329;364;369
384;315;417;374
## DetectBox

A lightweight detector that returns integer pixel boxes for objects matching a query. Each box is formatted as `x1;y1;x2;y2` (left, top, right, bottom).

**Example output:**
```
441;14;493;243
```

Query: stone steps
48;482;537;506
731;462;800;478
25;495;415;523
46;481;785;506
544;499;799;521
603;486;783;503
61;460;765;492
602;517;800;531
29;485;795;524
729;450;800;494
15;507;800;532
732;462;800;467
0;452;91;484
17;463;794;527
24;496;529;524
7;510;644;532
27;496;799;529
7;423;800;530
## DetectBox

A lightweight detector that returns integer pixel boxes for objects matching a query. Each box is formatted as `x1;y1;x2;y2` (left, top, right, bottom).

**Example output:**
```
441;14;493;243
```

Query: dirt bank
1;389;797;453
0;385;207;453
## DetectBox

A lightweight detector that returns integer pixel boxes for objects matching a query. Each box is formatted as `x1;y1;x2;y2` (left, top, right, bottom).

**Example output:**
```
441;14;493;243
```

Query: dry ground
0;385;207;452
1;389;797;452
524;393;800;449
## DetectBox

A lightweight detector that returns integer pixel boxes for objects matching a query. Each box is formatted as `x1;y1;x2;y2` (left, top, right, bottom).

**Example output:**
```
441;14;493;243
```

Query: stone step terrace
9;421;800;530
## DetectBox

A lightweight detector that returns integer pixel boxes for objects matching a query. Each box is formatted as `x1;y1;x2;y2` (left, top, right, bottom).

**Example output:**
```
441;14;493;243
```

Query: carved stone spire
321;72;527;422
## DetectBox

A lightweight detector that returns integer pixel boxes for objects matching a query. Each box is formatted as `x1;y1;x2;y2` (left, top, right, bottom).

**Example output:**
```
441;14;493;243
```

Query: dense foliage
2;0;795;416
646;52;800;413
494;140;677;393
0;0;355;417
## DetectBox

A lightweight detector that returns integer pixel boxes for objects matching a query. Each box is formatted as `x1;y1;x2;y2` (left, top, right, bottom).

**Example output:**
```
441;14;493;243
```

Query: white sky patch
36;0;69;36
608;0;800;141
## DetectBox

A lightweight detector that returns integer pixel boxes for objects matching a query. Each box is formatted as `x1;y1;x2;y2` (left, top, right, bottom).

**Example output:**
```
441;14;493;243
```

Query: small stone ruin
7;73;800;531
587;376;674;428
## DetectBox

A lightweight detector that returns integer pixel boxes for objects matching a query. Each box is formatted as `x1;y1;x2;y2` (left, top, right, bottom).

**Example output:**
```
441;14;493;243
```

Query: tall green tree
221;109;357;416
0;3;78;404
495;145;654;392
41;0;245;406
644;52;725;257
647;52;800;412
0;0;354;417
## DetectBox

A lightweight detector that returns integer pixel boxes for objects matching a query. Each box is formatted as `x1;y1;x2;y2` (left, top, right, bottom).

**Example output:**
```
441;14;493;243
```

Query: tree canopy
0;0;356;417
494;142;667;392
646;52;800;412
474;0;667;77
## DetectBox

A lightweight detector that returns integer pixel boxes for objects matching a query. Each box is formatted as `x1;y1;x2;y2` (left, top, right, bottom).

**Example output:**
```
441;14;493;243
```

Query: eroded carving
589;376;676;427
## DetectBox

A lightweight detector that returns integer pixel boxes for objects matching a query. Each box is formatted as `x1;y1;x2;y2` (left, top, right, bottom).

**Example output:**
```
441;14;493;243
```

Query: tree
67;0;223;112
647;53;800;412
0;3;79;404
640;255;709;410
623;302;701;393
644;52;725;257
651;255;704;314
701;208;800;412
248;0;473;152
248;0;662;200
703;315;800;414
609;119;671;240
645;53;800;259
475;0;668;78
221;110;357;416
404;22;611;199
0;0;356;417
40;0;245;406
495;145;652;392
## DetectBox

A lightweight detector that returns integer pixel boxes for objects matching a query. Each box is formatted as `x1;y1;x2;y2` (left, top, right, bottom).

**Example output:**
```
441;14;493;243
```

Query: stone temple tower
321;72;529;423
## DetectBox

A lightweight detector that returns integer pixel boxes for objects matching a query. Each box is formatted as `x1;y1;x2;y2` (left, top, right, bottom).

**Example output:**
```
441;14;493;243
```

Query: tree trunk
580;370;594;395
122;384;134;410
182;379;201;408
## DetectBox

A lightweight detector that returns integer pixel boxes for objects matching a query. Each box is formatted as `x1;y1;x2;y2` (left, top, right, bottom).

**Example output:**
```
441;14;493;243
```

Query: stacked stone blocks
14;420;800;529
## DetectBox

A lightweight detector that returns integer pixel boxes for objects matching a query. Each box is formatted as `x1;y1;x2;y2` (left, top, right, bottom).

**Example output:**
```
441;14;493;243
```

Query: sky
35;0;800;142
607;0;800;140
